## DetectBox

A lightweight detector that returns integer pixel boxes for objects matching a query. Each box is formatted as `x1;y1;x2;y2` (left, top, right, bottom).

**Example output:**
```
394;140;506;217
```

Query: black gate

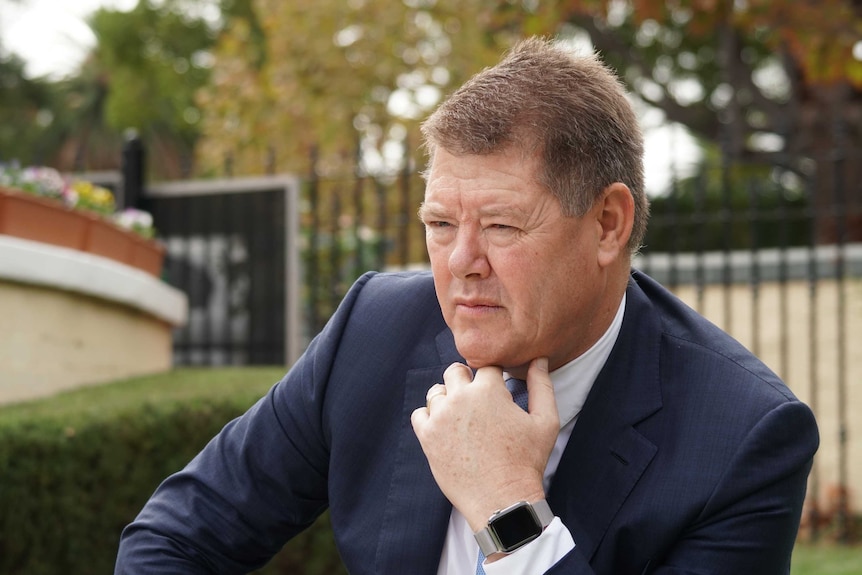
144;176;301;366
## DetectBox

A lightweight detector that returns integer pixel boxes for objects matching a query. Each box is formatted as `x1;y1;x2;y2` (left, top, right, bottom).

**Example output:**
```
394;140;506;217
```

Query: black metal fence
144;176;302;366
301;146;427;335
635;164;861;543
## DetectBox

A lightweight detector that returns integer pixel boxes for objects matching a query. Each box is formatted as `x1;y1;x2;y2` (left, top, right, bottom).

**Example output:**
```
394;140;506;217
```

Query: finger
526;357;558;424
425;383;447;408
472;365;505;388
411;406;429;432
442;362;474;390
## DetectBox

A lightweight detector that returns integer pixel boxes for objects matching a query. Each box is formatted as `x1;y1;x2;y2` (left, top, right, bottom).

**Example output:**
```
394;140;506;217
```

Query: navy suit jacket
116;270;818;574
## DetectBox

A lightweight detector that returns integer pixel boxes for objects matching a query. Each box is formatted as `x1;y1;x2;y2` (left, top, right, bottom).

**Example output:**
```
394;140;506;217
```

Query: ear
595;182;634;268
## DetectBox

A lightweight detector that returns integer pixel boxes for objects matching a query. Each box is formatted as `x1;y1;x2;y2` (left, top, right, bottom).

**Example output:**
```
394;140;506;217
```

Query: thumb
526;357;558;425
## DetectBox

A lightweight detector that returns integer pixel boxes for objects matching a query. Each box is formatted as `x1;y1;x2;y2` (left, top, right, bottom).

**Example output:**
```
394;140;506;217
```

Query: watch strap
531;498;554;526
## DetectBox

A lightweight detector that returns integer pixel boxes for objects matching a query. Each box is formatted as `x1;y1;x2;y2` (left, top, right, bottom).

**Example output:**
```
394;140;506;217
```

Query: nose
448;226;490;279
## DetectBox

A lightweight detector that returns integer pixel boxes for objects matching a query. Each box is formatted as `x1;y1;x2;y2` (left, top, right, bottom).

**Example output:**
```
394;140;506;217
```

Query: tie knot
506;377;529;411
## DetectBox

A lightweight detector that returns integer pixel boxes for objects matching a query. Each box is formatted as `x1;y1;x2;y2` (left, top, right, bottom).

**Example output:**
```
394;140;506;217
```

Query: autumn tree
491;0;862;243
194;0;507;177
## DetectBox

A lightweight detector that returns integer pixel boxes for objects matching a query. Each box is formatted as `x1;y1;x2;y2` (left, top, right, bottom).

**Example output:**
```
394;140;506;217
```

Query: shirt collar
549;293;627;429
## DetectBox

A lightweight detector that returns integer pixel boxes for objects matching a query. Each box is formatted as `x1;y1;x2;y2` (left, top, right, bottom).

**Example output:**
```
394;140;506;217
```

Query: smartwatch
474;499;554;555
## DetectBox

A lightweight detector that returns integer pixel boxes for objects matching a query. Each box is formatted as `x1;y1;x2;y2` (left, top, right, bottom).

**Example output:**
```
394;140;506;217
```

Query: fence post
121;131;145;210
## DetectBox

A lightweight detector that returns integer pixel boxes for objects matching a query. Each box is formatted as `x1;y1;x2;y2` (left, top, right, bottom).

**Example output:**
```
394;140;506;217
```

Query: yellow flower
71;180;116;215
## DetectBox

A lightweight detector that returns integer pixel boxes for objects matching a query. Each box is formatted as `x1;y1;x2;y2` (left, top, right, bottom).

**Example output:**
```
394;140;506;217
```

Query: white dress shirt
436;294;627;574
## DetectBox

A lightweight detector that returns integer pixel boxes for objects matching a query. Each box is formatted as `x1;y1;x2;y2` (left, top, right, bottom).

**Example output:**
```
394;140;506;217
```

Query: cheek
430;255;452;293
430;264;454;316
427;244;448;274
500;260;547;321
513;256;578;323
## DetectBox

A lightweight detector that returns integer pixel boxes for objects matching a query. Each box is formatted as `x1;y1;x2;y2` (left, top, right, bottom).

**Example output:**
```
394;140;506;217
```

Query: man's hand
411;357;558;532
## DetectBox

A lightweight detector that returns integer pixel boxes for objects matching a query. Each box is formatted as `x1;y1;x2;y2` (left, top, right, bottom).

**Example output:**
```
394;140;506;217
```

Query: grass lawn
792;543;862;574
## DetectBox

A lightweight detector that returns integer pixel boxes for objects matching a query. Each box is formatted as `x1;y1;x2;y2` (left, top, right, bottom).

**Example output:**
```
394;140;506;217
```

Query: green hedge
0;368;346;575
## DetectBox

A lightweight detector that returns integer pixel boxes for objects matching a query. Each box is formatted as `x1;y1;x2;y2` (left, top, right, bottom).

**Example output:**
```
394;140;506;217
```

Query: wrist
466;483;546;532
474;499;554;556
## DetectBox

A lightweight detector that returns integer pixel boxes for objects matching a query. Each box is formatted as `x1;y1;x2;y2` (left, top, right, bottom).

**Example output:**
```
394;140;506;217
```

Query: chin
453;331;532;368
454;346;501;370
456;345;516;371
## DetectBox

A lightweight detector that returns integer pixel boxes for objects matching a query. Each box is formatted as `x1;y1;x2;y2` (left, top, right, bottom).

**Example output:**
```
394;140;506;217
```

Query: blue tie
506;377;529;411
475;378;528;574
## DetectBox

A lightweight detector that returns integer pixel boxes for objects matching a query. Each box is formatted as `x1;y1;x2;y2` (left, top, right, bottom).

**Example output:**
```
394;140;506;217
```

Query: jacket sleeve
114;272;379;575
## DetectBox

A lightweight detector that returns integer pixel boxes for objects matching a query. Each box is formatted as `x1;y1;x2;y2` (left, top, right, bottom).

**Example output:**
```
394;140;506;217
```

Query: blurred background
0;0;860;572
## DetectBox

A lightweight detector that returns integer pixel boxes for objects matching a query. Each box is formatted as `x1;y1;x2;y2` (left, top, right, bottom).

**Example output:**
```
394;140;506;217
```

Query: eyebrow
418;202;529;222
417;203;440;222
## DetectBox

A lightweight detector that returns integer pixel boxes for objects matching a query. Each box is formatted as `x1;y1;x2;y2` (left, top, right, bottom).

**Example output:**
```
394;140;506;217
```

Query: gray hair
421;37;649;252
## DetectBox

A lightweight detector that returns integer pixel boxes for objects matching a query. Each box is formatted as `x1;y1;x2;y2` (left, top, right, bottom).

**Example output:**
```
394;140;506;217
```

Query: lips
453;298;503;316
454;295;499;307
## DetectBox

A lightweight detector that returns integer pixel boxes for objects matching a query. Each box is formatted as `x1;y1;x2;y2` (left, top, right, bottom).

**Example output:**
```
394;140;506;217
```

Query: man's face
421;147;613;374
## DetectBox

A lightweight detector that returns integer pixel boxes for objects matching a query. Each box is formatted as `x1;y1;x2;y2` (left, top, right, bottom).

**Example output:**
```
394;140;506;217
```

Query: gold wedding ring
425;384;447;409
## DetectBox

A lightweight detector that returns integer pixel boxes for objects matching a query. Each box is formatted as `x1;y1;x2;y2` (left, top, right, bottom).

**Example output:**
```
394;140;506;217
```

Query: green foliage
0;0;249;176
643;160;812;253
0;367;345;575
90;0;216;147
0;55;56;165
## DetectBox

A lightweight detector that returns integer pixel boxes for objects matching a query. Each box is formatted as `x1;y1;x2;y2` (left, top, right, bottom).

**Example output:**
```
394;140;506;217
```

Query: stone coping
0;234;187;326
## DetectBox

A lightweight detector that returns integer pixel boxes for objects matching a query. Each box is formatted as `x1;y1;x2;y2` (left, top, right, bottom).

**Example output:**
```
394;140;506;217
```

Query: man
115;37;818;574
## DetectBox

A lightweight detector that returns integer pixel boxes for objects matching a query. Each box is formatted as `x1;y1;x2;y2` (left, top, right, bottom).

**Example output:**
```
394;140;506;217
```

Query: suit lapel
374;330;463;574
547;277;663;562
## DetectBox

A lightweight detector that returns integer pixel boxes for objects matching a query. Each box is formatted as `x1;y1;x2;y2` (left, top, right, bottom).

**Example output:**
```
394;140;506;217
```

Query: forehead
423;148;546;201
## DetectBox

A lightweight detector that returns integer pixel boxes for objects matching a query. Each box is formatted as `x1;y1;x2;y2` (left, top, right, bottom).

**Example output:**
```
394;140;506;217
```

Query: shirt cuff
481;517;575;575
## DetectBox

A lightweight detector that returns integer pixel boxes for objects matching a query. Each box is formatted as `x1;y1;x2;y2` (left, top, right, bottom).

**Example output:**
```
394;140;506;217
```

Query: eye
485;223;518;233
426;220;452;229
482;222;521;244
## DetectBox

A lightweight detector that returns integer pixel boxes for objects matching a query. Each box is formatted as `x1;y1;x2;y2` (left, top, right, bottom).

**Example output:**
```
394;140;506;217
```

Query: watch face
490;504;542;552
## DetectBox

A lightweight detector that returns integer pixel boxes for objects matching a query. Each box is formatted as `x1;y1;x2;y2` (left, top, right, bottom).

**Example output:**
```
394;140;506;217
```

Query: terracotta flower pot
0;186;88;250
85;215;136;265
0;186;165;277
130;235;167;277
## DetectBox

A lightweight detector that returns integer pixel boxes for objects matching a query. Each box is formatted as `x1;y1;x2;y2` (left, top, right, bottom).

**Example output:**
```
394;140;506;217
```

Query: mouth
454;300;503;315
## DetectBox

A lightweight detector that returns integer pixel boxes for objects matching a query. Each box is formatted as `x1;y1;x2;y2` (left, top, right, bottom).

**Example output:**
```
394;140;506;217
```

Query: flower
0;164;68;200
0;163;156;239
70;180;116;216
114;208;155;239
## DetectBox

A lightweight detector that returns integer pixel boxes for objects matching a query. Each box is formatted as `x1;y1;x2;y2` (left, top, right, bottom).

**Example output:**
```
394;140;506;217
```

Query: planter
85;216;136;265
130;235;166;277
0;186;88;250
0;186;164;277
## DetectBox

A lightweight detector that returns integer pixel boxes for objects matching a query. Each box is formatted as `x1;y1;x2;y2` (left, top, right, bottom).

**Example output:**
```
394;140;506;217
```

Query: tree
0;54;57;166
194;0;507;177
82;0;221;177
489;0;862;243
45;56;121;173
0;0;233;177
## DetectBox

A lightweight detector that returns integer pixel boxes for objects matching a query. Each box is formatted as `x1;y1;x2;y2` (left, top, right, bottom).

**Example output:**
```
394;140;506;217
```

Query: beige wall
670;278;862;515
0;280;174;405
